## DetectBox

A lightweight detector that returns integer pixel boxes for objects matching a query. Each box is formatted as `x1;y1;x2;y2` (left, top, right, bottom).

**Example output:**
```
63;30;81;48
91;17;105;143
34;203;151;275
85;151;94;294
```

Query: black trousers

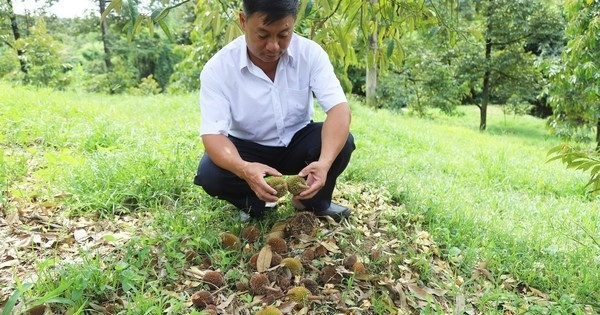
194;122;355;218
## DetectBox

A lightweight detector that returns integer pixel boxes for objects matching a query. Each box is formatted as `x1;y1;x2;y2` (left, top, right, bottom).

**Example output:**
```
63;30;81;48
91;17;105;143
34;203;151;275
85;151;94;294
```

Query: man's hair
242;0;299;24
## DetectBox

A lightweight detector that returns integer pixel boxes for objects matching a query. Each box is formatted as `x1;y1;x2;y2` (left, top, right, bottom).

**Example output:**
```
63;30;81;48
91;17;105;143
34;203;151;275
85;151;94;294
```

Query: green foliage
548;144;600;193
449;0;564;128
166;44;201;93
130;74;162;95
0;46;18;78
381;33;469;116
105;0;455;98
376;73;408;112
85;56;137;94
547;0;600;142
13;18;70;89
294;0;448;105
112;31;180;89
504;94;534;116
167;0;241;93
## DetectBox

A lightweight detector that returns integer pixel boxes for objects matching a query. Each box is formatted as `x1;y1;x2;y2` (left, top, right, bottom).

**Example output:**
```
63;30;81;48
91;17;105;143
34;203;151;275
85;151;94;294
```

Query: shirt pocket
286;88;310;122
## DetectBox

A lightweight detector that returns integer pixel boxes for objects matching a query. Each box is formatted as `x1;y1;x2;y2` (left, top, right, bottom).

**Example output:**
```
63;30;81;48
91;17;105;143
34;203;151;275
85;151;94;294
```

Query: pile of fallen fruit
191;211;378;314
183;183;558;314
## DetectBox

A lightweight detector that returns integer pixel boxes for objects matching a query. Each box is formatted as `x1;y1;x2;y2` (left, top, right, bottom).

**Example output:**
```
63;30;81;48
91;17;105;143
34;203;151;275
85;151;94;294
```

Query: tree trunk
596;113;600;151
365;0;378;108
6;0;27;74
480;4;493;131
99;0;113;70
480;37;492;131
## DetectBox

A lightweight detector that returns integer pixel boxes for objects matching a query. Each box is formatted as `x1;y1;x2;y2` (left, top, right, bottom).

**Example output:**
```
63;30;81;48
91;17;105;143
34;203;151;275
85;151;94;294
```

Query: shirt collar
238;33;297;71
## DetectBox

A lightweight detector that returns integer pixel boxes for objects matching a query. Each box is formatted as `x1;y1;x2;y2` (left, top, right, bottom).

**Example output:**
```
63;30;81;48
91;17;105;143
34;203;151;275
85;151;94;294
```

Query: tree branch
490;67;519;80
1;39;14;49
489;33;533;46
315;0;343;30
168;0;192;10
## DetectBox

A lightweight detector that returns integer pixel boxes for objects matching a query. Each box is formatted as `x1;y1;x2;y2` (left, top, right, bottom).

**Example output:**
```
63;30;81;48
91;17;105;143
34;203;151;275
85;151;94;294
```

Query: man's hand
202;134;282;203
240;162;282;202
296;161;330;199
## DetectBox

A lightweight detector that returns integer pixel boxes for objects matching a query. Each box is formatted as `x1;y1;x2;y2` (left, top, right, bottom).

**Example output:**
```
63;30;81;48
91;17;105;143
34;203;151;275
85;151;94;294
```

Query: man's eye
258;34;268;39
278;33;289;39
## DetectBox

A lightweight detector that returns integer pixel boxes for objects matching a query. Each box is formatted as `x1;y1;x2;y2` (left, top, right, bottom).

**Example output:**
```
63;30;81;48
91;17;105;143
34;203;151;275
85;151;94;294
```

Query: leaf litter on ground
0;182;587;314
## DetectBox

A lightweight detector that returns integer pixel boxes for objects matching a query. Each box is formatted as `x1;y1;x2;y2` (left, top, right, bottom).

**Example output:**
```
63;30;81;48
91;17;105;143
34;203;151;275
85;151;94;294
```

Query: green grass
344;103;599;306
1;82;598;313
0;84;202;215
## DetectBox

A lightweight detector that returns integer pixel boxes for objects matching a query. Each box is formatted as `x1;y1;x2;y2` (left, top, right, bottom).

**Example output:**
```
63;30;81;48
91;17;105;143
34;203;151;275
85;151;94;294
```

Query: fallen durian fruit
265;176;288;197
286;175;309;195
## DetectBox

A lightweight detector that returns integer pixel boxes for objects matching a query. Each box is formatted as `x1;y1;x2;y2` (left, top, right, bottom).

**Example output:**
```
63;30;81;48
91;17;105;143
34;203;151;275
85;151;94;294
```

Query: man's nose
266;40;279;52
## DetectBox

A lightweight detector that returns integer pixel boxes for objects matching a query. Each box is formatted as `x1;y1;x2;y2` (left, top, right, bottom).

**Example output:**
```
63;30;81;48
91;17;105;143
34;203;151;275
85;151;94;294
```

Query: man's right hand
202;134;282;202
239;161;281;202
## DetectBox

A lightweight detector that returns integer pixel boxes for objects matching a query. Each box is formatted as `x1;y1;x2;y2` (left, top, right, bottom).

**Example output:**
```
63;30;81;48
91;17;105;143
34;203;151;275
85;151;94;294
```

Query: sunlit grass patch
345;102;599;306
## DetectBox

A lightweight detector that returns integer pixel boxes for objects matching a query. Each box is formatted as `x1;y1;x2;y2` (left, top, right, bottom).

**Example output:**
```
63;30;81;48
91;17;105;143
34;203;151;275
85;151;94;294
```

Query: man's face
239;12;295;66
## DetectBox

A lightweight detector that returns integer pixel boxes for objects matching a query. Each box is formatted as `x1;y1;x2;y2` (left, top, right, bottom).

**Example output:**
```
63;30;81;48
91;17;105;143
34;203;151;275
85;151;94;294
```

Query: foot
313;202;351;223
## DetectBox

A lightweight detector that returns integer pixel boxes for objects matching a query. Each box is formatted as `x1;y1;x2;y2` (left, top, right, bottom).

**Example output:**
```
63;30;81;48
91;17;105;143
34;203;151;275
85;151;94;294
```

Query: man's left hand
296;161;330;199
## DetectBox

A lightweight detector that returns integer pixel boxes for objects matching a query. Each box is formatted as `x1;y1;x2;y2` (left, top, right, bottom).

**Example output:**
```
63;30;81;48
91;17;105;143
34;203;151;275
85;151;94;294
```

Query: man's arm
202;134;281;202
297;102;351;199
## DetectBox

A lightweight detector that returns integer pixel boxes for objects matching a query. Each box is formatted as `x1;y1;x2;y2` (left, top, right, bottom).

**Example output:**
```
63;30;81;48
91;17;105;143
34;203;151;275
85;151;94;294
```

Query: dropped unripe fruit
241;225;260;242
204;305;218;315
191;291;214;308
320;265;340;284
286;175;309;195
265;176;288;197
249;273;269;295
202;271;224;287
352;262;367;275
343;254;358;269
300;278;319;295
266;236;287;254
281;257;303;276
301;249;315;263
220;232;241;250
256;306;283;315
288;286;312;303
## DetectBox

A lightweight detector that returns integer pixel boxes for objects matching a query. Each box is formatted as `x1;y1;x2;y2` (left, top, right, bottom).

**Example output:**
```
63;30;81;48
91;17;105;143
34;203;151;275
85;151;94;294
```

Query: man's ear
239;12;247;31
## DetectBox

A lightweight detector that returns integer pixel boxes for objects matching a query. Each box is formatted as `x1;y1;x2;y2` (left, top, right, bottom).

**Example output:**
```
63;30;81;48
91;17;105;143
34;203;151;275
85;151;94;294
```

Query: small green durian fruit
256;306;283;315
265;176;288;197
286;175;309;195
280;257;303;276
288;286;312;303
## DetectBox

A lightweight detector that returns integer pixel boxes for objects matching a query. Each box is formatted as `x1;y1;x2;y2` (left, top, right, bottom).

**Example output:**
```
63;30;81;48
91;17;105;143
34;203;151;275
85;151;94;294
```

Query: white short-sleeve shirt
199;33;347;147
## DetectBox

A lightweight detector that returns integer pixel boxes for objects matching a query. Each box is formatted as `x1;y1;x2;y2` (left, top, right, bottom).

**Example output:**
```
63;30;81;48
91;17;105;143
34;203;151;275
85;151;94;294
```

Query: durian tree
101;0;457;104
456;0;563;130
546;0;600;194
548;0;600;146
98;0;113;70
1;0;28;74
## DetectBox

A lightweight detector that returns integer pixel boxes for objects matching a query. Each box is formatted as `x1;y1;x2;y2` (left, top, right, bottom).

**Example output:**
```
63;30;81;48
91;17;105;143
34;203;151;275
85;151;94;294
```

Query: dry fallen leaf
408;284;433;301
0;259;19;269
454;294;466;314
278;301;297;313
424;287;447;297
73;229;89;243
257;245;273;272
217;292;236;309
318;240;341;254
